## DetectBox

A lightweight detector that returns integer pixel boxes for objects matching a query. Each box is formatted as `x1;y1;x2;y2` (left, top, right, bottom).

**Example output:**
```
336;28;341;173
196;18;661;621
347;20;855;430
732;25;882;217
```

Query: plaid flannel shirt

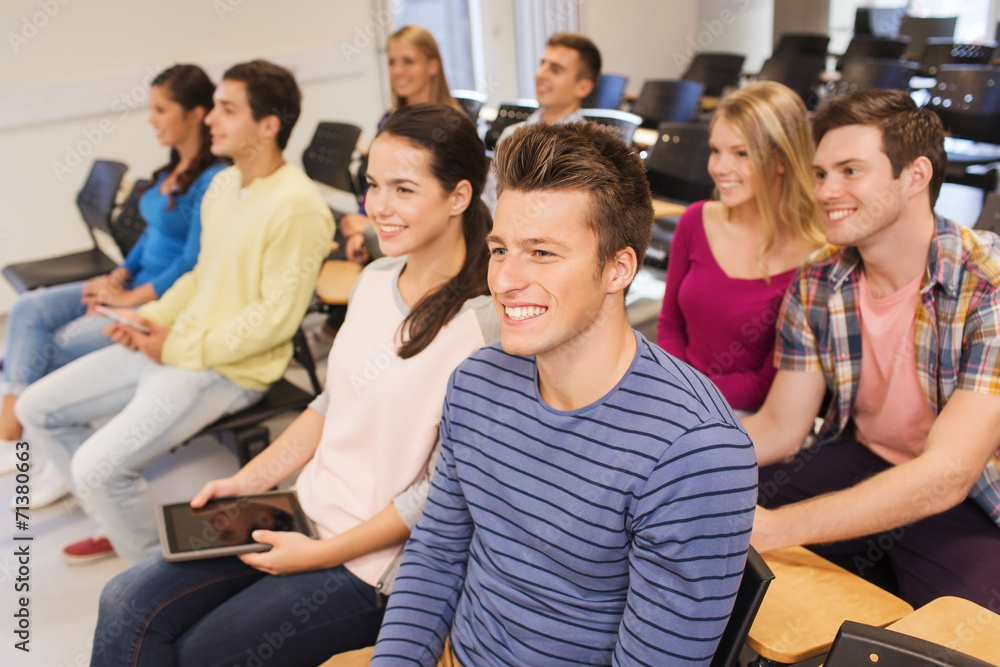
775;215;1000;523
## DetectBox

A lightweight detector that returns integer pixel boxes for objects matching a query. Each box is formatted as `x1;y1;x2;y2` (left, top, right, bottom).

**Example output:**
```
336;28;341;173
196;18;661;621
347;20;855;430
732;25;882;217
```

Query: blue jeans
16;345;262;562
1;280;116;396
91;554;386;667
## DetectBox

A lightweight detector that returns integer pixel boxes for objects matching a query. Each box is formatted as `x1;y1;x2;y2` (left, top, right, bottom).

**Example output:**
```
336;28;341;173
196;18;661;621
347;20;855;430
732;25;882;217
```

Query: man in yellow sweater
17;60;333;565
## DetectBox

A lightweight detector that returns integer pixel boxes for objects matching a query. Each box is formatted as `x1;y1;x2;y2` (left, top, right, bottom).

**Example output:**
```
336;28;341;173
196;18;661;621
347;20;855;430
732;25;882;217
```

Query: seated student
89;103;497;667
0;64;226;507
743;89;1000;608
333;122;758;665
339;25;462;263
500;32;601;139
481;32;602;214
17;60;333;565
657;81;825;413
319;25;462;355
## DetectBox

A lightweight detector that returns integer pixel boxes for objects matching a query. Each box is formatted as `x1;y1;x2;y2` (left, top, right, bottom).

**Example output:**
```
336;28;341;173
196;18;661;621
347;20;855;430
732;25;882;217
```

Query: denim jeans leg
17;345;263;562
176;565;385;667
91;554;266;667
16;345;144;489
2;281;91;395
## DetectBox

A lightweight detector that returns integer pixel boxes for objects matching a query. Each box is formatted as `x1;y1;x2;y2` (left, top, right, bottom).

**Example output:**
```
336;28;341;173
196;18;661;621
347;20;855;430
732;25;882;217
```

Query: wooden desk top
315;259;362;306
747;546;914;663
887;596;1000;665
651;199;687;219
700;95;719;111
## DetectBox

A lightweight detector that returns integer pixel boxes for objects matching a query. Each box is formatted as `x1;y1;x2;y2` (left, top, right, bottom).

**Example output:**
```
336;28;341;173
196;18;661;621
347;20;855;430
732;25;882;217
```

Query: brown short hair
812;89;946;205
547;32;602;83
223;60;301;150
493;121;652;294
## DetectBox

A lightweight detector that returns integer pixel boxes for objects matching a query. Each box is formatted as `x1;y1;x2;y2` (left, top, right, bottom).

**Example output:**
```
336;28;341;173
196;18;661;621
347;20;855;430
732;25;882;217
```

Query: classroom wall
580;0;699;96
580;0;772;97
0;0;389;314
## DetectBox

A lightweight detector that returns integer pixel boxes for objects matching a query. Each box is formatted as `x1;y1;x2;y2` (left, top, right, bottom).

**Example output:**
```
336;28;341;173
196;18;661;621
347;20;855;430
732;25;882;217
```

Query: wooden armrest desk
651;199;686;219
747;546;914;664
886;596;1000;665
315;260;362;306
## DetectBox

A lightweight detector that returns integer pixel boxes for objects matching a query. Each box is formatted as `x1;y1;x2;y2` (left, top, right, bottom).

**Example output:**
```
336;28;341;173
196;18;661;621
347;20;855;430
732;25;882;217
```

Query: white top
295;256;499;586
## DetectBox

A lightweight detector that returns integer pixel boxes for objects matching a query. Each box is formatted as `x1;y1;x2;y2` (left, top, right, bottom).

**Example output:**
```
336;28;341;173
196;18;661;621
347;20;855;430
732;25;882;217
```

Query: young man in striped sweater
368;122;758;665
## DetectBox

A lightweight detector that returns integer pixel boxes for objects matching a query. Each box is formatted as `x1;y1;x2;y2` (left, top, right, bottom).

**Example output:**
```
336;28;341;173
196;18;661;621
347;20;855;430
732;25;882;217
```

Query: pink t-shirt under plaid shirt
853;271;935;464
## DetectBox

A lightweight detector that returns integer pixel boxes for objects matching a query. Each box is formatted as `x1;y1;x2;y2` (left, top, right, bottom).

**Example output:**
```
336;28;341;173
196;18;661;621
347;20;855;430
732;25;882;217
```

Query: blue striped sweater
372;334;757;666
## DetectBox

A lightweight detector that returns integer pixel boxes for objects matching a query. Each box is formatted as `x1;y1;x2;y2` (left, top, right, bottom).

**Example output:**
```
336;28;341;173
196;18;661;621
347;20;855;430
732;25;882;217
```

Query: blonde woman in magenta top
657;81;825;412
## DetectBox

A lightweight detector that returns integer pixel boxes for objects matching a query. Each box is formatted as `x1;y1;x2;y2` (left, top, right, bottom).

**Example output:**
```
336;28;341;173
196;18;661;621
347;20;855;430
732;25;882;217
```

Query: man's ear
905;155;934;198
260;114;282;145
575;77;595;103
605;246;638;294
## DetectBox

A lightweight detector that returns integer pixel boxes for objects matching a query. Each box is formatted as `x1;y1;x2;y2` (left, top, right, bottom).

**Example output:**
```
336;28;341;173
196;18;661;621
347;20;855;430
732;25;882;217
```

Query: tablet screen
159;491;314;559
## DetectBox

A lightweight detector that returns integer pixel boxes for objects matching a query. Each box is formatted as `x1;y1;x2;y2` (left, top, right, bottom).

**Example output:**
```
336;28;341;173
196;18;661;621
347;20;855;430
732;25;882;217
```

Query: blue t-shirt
373;333;758;666
122;162;225;296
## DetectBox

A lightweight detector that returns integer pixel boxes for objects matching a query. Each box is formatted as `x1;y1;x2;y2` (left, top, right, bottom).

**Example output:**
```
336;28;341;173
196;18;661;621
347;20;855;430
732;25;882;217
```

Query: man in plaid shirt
744;89;1000;608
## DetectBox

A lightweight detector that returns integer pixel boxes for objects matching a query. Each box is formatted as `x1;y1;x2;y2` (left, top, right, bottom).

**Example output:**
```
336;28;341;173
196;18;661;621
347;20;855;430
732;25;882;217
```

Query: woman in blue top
1;65;226;495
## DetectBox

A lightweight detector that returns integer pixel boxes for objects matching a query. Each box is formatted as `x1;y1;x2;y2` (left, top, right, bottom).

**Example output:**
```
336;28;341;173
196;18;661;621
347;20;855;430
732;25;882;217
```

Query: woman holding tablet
0;64;225;501
92;104;497;667
656;81;825;413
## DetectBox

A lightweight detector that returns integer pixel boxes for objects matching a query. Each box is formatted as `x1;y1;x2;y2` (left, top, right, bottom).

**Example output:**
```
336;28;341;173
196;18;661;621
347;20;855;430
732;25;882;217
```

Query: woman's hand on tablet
190;477;244;509
238;531;332;575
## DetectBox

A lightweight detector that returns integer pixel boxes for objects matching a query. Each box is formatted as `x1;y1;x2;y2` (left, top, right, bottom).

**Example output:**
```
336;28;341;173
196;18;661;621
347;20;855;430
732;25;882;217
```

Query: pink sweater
656;201;796;411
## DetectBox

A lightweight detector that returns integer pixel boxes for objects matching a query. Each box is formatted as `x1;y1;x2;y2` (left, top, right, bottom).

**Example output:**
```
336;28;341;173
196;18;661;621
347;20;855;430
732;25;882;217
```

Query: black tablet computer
157;490;317;562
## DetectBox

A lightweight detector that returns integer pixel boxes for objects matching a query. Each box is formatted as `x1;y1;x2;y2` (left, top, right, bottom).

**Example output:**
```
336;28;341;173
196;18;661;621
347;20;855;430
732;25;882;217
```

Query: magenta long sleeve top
656;201;796;411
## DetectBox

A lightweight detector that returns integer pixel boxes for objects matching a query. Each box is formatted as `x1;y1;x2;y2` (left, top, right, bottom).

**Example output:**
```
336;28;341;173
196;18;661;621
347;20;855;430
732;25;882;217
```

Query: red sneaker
62;535;116;565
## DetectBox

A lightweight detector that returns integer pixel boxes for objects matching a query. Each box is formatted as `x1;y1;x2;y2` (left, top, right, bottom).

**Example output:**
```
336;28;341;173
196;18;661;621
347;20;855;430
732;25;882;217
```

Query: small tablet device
94;305;152;334
156;490;317;562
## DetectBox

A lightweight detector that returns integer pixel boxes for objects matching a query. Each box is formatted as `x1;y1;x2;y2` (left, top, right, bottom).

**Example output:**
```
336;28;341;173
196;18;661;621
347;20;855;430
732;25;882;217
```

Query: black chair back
302;122;362;197
710;548;775;667
832;58;919;95
582;73;628;110
112;179;149;257
484;100;538;152
451;89;487;122
581;109;642;145
683;52;745;97
919;38;998;77
899;15;957;60
975;192;1000;235
838;35;910;69
645;122;714;203
772;33;829;58
632;80;704;129
77;159;128;237
927;65;1000;145
854;7;906;37
757;56;825;106
824;620;993;667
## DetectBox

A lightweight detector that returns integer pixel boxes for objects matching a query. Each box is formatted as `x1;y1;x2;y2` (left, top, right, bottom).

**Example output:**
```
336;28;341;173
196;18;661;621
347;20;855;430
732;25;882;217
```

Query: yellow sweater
138;164;333;391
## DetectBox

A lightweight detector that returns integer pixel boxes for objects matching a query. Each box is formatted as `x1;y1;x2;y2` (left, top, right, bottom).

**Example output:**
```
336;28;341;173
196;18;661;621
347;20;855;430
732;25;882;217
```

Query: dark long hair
376;103;491;359
142;64;220;209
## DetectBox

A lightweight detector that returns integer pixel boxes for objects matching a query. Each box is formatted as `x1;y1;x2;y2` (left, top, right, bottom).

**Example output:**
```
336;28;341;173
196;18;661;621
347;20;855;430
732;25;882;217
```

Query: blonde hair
388;25;460;112
711;81;825;273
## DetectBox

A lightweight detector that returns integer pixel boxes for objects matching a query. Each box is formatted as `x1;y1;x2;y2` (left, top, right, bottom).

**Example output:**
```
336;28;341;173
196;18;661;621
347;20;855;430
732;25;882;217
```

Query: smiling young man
499;32;600;140
363;122;757;666
743;89;1000;607
17;60;333;565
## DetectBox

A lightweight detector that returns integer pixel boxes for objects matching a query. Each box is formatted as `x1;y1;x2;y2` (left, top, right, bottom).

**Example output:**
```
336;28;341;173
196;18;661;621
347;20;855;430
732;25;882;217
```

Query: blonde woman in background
657;80;825;413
